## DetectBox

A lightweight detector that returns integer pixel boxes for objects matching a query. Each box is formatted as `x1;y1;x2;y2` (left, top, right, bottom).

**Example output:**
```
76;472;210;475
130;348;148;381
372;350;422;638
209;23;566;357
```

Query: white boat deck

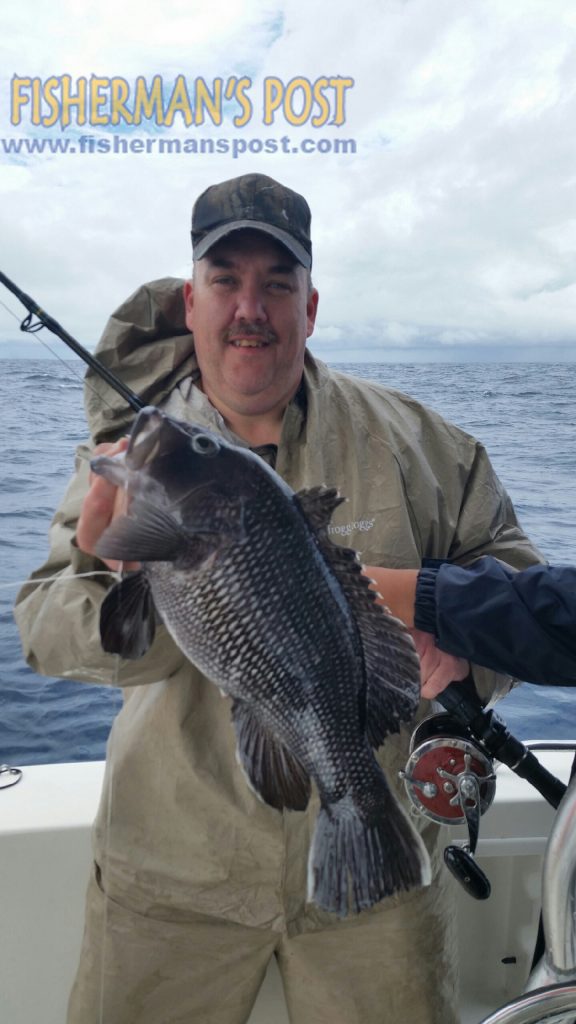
0;751;572;1024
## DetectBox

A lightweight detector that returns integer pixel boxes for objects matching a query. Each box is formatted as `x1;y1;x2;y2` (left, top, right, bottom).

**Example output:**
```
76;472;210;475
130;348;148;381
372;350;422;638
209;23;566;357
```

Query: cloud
1;0;575;360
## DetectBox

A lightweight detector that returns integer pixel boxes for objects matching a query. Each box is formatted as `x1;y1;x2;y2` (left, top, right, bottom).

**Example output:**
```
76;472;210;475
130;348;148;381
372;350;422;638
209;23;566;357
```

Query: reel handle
444;845;491;900
441;749;492;899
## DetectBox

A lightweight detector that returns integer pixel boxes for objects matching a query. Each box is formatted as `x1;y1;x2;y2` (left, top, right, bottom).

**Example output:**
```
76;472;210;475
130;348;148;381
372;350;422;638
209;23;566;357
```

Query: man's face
183;230;318;424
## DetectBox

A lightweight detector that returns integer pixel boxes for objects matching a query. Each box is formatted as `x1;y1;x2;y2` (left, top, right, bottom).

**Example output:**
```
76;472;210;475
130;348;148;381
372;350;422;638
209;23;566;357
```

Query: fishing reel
401;680;568;900
400;711;496;899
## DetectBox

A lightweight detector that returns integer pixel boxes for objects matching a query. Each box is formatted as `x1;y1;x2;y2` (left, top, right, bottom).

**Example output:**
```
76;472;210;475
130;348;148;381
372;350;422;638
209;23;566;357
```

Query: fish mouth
126;407;167;468
127;408;220;471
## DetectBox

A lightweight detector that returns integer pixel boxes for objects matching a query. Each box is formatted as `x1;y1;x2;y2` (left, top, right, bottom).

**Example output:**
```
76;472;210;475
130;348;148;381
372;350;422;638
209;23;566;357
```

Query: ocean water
1;359;575;767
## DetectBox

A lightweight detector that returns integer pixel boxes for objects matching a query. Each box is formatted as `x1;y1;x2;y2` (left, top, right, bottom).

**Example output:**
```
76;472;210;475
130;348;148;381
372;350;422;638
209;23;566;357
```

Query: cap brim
193;219;311;269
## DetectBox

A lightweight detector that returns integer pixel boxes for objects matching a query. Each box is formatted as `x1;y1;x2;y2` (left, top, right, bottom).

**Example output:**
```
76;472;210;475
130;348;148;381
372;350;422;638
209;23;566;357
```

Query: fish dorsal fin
359;598;422;746
100;570;156;659
231;700;311;812
296;485;420;743
313;534;421;746
294;486;346;530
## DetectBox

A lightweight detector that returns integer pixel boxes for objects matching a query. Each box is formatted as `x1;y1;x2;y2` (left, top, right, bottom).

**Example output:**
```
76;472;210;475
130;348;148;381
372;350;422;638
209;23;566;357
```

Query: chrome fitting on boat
0;764;23;789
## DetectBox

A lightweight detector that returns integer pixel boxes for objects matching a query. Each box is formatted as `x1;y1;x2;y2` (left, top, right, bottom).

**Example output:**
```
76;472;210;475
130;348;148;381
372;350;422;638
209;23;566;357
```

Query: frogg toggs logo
327;519;375;538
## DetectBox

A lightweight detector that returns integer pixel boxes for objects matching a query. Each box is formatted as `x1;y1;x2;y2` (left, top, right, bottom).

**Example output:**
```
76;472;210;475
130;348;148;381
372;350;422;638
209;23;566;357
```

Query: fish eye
191;433;219;456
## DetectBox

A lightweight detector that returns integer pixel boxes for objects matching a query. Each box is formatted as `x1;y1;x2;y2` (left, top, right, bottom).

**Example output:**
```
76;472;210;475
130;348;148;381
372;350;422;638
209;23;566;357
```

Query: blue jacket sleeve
414;557;576;686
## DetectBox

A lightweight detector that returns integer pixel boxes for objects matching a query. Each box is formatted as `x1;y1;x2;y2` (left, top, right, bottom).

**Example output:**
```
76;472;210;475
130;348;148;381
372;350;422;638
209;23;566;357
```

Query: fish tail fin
308;777;431;917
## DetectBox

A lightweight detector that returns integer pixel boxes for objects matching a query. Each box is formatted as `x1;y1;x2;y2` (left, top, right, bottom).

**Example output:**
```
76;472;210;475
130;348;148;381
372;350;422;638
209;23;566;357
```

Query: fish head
125;406;224;477
91;407;276;529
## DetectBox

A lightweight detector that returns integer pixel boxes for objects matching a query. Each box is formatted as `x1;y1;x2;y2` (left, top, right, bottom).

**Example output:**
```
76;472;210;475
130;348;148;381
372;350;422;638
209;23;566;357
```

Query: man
15;173;543;1024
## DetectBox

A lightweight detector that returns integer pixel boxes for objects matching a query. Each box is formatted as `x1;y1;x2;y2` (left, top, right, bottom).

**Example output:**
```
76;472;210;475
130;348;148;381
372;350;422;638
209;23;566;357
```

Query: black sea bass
92;407;430;916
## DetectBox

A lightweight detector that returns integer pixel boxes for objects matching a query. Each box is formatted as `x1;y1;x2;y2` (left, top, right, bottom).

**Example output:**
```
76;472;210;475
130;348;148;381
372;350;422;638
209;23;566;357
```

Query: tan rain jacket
14;277;544;937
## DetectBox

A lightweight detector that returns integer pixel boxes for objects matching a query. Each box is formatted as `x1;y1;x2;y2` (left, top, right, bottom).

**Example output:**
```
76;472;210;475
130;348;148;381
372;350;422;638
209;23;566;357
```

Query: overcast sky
1;0;575;362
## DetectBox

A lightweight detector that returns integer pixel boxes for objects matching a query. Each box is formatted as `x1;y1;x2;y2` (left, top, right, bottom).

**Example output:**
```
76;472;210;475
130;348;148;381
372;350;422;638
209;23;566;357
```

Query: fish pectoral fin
294;486;345;530
95;501;183;563
95;500;203;564
99;570;156;659
231;700;311;812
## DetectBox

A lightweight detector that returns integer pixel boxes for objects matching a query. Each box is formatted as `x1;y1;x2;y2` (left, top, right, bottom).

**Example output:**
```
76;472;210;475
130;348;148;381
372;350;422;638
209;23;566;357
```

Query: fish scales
92;406;431;916
148;482;355;709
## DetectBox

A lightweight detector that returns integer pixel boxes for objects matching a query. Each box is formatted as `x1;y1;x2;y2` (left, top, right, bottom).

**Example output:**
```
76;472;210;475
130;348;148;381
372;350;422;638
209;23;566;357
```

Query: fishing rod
0;270;145;413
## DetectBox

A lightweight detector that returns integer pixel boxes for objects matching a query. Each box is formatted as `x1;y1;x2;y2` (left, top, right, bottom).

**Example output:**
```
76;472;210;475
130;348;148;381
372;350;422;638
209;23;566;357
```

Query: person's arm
366;559;576;687
420;558;576;686
14;442;185;687
365;566;469;699
366;568;418;629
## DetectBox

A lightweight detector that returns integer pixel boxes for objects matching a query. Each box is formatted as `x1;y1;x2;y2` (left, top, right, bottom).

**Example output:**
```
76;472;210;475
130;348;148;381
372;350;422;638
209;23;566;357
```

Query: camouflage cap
191;173;312;269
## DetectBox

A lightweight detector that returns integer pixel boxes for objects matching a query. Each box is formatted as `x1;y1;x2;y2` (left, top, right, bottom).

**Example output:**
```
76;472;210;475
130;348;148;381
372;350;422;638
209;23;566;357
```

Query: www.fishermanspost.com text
1;134;357;159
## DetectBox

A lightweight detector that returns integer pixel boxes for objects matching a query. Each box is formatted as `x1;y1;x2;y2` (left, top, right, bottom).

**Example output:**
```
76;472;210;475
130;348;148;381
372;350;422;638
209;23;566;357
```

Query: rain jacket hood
85;277;196;442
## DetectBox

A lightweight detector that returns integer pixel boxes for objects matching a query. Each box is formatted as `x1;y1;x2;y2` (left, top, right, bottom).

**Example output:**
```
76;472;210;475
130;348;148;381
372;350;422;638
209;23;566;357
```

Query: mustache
225;322;277;344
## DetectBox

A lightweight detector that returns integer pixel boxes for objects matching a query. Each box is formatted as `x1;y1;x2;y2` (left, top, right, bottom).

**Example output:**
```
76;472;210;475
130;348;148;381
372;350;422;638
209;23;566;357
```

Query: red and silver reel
400;713;496;899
